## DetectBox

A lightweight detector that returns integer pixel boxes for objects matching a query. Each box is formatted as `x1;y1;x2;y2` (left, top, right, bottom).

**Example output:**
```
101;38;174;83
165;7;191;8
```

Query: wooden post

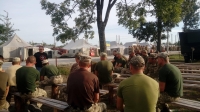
55;56;57;67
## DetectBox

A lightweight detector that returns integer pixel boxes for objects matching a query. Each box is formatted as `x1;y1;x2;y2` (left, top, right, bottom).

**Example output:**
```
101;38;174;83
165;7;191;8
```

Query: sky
0;0;196;46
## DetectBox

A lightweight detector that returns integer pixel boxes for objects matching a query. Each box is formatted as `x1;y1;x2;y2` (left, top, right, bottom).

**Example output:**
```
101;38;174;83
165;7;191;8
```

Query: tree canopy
0;11;19;44
41;0;117;52
182;0;200;32
116;0;184;51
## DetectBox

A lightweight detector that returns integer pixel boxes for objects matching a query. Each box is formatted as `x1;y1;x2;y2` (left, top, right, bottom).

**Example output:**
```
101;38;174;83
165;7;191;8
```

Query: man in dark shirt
65;55;106;112
34;46;48;71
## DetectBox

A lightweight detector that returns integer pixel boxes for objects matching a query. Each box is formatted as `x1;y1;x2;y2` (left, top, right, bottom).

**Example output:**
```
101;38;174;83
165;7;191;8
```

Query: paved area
2;51;181;70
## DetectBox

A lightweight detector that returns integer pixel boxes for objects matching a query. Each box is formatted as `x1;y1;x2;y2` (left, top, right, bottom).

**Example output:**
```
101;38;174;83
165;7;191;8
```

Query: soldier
121;51;136;74
143;53;159;81
141;50;148;66
114;53;126;73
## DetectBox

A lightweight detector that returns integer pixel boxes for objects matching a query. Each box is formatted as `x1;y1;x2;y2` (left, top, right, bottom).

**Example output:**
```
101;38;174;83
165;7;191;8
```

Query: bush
57;66;71;76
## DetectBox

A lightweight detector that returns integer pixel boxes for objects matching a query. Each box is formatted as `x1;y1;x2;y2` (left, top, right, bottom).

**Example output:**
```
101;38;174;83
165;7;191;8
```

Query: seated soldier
16;56;47;112
0;61;10;111
65;55;107;112
95;52;113;89
111;50;118;67
141;49;148;66
121;51;136;74
70;52;82;73
0;55;5;72
40;59;60;99
117;56;159;112
157;53;183;111
5;57;22;104
114;53;126;73
144;53;160;81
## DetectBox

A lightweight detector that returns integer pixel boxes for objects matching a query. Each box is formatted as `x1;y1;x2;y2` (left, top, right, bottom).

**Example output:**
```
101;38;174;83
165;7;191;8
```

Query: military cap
157;52;169;58
80;55;91;63
130;56;145;67
100;52;107;57
13;57;21;62
149;53;157;58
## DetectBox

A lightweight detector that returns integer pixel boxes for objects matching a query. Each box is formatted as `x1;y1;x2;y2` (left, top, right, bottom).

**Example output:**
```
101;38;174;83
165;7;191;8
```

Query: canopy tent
124;42;138;48
0;34;33;59
62;39;99;57
109;41;125;54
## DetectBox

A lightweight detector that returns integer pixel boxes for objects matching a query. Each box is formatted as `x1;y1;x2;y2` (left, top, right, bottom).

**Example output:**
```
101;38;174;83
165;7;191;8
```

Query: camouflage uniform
144;63;159;79
157;92;180;110
143;53;160;81
65;103;107;112
0;101;9;111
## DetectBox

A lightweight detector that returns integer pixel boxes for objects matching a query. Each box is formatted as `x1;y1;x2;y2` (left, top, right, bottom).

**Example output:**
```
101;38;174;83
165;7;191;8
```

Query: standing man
34;46;48;71
117;56;159;112
65;55;106;112
95;52;113;89
157;52;183;111
40;59;60;99
144;53;160;80
0;62;10;111
5;57;22;104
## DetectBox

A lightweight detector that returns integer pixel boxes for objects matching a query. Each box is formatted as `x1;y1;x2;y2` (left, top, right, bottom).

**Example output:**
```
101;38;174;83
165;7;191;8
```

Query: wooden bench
171;98;200;111
183;80;200;84
183;83;200;89
13;92;69;112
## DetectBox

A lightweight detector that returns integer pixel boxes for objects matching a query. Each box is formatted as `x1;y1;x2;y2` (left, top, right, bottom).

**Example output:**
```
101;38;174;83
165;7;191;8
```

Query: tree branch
104;0;117;27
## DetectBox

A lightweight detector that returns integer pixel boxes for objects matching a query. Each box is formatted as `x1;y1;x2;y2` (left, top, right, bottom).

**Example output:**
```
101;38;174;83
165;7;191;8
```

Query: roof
0;34;32;47
62;39;98;50
124;42;138;47
110;41;125;49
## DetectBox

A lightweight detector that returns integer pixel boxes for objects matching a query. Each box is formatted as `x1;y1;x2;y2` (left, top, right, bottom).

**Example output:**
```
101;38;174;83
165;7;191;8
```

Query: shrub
57;66;71;76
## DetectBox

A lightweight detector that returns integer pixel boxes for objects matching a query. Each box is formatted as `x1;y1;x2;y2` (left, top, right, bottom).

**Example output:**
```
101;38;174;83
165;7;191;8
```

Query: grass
57;65;71;76
169;54;184;62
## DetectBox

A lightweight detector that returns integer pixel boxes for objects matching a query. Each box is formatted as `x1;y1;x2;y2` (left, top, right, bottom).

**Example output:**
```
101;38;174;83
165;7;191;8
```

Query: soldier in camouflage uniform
141;50;148;66
114;53;126;73
143;53;159;81
121;51;136;74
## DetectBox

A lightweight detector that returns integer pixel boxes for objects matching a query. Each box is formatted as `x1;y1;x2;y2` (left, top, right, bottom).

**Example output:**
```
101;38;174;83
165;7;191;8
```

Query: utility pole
167;30;169;53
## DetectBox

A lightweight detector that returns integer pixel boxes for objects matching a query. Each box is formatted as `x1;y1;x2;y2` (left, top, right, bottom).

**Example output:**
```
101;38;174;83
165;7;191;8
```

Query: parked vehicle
179;29;200;63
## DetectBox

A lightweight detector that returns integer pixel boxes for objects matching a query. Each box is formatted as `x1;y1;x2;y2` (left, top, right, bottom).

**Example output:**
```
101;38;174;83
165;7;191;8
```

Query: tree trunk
98;22;107;52
96;0;117;52
157;17;162;52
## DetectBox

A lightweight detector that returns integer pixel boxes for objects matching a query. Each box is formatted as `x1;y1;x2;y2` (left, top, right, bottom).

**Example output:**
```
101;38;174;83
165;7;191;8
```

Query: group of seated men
67;51;183;112
0;47;183;112
0;46;60;112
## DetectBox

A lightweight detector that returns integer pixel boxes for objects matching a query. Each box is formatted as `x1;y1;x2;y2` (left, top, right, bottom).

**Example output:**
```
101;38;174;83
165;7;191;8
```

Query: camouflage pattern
144;62;160;81
65;103;107;112
0;101;9;111
142;55;148;66
157;92;180;110
114;67;123;73
120;68;130;74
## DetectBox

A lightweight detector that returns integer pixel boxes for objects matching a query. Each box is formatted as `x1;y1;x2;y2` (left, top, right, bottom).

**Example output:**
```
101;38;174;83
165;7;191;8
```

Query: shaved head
26;56;36;64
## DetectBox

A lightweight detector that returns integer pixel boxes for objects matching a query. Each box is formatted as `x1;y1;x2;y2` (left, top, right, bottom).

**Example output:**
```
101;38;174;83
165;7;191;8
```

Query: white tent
110;41;125;54
63;39;99;57
124;42;138;48
0;34;32;60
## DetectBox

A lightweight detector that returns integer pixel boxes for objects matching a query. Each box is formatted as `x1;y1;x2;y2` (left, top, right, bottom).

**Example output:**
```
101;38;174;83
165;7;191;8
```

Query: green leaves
40;0;96;43
0;11;19;44
182;0;200;31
